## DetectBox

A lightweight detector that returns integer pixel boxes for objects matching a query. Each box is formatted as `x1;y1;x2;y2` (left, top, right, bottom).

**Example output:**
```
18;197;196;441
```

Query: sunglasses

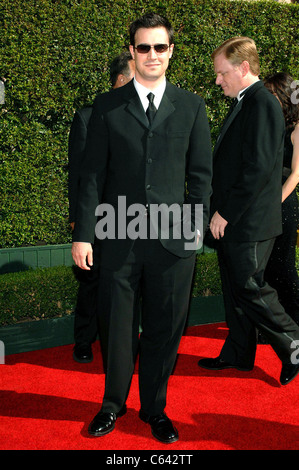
134;44;170;54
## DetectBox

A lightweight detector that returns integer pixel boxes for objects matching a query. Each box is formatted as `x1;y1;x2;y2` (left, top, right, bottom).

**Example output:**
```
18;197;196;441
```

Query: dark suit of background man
72;13;212;443
198;37;299;386
68;52;135;363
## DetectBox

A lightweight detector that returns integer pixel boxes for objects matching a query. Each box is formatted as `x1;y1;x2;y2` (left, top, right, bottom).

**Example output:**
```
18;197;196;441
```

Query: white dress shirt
133;77;166;111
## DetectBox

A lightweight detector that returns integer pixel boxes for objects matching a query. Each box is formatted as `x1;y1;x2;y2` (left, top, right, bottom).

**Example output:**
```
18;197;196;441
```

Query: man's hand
210;211;228;239
72;242;93;270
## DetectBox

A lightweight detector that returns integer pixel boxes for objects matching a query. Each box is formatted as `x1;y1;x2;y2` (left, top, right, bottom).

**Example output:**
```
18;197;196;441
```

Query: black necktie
146;92;157;126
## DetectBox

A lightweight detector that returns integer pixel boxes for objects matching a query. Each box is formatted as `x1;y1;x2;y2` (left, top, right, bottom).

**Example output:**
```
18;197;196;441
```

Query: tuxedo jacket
68;106;92;223
73;79;212;267
211;81;285;242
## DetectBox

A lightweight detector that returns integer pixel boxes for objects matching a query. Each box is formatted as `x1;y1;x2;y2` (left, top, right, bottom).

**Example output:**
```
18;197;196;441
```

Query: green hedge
192;253;222;297
0;265;78;326
0;266;78;325
1;0;298;248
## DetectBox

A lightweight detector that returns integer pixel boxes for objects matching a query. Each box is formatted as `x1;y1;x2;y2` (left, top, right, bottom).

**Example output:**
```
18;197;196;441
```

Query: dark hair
129;12;174;46
264;72;299;128
109;51;133;88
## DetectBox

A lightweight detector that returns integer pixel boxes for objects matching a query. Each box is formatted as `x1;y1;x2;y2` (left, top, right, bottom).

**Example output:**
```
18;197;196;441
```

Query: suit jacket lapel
213;99;243;155
125;81;149;128
151;82;176;131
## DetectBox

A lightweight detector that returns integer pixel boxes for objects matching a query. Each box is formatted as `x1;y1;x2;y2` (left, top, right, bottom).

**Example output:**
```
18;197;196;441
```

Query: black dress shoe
198;356;253;372
280;363;299;385
139;410;178;444
73;344;93;363
88;405;127;436
257;331;269;345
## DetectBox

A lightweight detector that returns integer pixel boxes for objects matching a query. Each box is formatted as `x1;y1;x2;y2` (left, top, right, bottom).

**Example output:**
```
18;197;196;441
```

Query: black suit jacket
68;106;92;223
73;79;212;266
211;81;285;242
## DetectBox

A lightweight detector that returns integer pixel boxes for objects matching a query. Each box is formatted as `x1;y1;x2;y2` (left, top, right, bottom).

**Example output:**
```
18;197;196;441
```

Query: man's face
214;53;243;98
129;27;173;88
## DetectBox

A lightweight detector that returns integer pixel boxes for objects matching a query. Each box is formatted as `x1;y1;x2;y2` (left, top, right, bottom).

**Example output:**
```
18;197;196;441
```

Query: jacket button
146;184;151;190
147;158;152;164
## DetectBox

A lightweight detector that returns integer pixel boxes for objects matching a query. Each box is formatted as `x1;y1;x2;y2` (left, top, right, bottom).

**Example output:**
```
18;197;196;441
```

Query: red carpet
0;323;298;451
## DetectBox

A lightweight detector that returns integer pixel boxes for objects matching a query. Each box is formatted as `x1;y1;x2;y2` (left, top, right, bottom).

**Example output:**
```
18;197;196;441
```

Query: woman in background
264;72;299;326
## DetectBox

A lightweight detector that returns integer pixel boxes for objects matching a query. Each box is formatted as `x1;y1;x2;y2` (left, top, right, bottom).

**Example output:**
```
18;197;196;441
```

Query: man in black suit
72;13;212;442
198;37;299;386
68;52;135;363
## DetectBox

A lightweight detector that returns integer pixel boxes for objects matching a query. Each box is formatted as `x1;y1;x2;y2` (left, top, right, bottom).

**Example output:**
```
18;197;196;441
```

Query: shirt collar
237;79;260;101
237;87;248;101
133;77;166;110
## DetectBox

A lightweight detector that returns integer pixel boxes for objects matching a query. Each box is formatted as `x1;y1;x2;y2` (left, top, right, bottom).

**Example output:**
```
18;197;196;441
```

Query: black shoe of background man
198;356;253;372
280;363;299;385
73;344;93;363
257;331;269;344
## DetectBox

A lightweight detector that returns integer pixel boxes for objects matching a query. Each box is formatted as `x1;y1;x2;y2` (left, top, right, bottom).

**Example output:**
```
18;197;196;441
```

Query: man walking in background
198;37;299;386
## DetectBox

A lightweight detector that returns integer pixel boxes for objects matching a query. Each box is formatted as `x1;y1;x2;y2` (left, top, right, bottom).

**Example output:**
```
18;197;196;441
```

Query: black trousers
218;238;299;368
73;242;100;346
97;235;196;416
